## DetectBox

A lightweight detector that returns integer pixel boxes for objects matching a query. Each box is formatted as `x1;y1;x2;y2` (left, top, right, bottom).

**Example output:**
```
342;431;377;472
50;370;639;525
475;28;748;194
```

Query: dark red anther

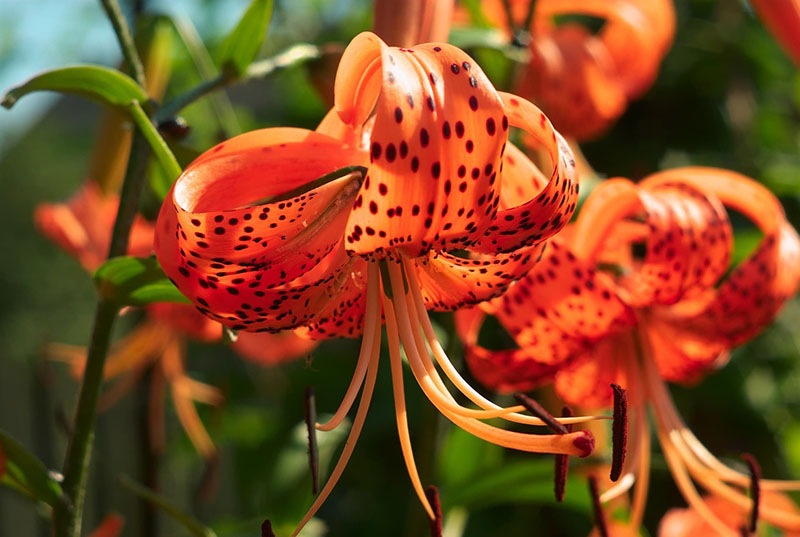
610;383;628;482
554;405;574;502
304;386;319;494
513;392;569;434
261;519;276;537
425;485;443;537
588;475;610;537
741;453;761;534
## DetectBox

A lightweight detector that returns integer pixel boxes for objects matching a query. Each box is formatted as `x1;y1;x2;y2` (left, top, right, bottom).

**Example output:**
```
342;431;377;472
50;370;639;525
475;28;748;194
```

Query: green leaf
2;65;148;110
93;256;189;306
442;458;591;512
218;0;274;78
120;475;217;537
0;429;63;507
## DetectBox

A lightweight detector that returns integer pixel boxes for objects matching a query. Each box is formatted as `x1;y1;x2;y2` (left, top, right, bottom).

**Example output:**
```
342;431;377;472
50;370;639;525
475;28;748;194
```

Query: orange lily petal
456;306;559;393
553;334;632;408
35;182;154;271
471;92;579;254
492;240;635;364
658;492;800;537
750;0;800;68
337;32;508;257
87;514;124;537
155;128;367;332
233;329;319;365
146;303;220;342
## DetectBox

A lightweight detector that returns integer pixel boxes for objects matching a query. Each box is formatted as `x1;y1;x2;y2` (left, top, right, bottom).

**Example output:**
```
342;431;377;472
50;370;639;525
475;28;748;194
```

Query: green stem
154;43;321;123
99;0;147;87
52;300;119;537
53;6;157;535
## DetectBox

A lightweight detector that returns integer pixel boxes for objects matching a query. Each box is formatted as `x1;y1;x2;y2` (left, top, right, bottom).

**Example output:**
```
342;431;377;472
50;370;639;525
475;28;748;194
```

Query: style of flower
155;30;596;534
478;0;675;140
457;167;800;535
37;183;315;458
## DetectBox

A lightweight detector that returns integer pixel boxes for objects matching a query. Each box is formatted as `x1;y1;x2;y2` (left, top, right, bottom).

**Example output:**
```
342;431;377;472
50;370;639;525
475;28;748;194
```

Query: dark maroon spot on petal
394;107;403;123
431;162;441;179
386;143;397;162
455;121;465;138
486;118;496;135
411;157;420;172
379;183;388;195
466;140;474;152
399;141;408;158
442;121;451;139
420;128;430;147
371;142;382;160
469;96;478;111
450;63;460;74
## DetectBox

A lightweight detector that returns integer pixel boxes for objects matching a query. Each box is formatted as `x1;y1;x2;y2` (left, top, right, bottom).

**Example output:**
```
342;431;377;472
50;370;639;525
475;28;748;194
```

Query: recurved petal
491;240;636;365
35;182;154;271
455;306;559;393
146;303;220;342
412;244;543;311
232;329;319;365
299;258;370;339
155;128;366;332
750;0;800;68
337;32;508;257
472;92;579;254
642;167;800;347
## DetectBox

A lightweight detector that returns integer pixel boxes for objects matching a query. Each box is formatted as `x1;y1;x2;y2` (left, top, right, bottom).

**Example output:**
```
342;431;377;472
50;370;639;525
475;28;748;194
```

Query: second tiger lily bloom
457;167;800;536
155;31;598;534
478;0;675;140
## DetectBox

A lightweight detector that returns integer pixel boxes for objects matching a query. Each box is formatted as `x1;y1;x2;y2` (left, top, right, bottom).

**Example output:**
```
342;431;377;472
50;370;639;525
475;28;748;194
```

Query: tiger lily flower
457;167;800;536
155;31;597;534
477;0;675;140
37;183;315;457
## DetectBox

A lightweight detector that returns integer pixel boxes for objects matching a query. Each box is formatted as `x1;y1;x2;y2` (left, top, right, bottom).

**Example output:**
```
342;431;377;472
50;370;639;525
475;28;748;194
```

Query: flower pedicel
155;31;600;534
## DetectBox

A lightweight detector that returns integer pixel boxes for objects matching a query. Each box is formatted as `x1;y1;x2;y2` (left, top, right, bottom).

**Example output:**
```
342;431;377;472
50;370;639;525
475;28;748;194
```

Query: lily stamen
513;392;569;434
426;485;443;537
554;406;574;502
741;453;761;534
588;475;610;537
610;383;628;482
303;386;319;495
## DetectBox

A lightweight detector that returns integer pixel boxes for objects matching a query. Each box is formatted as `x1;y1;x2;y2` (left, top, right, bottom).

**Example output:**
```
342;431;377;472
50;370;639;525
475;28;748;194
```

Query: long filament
401;257;605;427
316;263;381;432
384;290;437;519
290;280;382;537
386;260;592;456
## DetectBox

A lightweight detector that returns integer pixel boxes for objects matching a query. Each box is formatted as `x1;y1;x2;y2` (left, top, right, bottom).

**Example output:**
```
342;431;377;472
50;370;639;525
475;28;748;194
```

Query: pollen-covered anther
426;485;443;537
741;453;762;534
610;383;628;482
554;405;574;502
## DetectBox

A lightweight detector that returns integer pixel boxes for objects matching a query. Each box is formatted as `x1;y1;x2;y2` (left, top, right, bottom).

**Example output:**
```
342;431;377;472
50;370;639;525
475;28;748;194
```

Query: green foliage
0;430;63;507
120;475;217;537
1;65;148;110
93;256;189;306
218;0;274;78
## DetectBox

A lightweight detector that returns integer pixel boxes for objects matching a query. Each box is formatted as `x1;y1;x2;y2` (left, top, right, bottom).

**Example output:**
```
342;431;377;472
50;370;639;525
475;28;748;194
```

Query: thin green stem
99;0;147;87
154;43;321;123
52;300;119;537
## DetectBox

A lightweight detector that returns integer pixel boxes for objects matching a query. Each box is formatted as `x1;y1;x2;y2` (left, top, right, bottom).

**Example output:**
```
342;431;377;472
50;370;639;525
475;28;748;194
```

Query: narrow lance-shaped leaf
1;65;148;110
0;429;63;507
218;0;274;77
119;475;217;537
94;256;190;306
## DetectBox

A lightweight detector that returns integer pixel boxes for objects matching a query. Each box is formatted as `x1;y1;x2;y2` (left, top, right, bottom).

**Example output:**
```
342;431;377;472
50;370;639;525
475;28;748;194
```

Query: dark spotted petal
490;240;636;365
155;128;366;332
455;307;559;394
336;32;508;258
412;244;543;311
300;258;370;339
643;167;800;349
472;92;579;254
